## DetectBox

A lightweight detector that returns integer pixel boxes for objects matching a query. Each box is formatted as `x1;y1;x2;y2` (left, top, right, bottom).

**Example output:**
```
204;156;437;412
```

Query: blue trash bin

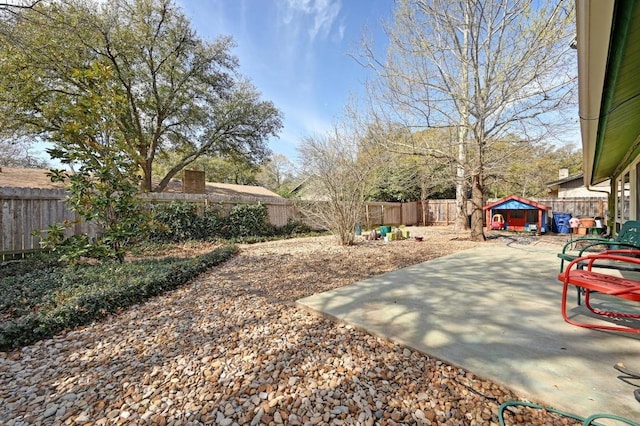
552;212;571;234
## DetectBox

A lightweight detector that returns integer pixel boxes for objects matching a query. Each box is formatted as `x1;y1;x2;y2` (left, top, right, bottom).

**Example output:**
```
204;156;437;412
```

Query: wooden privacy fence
531;197;608;218
419;200;458;226
139;193;297;228
0;187;611;258
421;197;609;225
0;187;98;258
0;189;298;258
361;202;423;227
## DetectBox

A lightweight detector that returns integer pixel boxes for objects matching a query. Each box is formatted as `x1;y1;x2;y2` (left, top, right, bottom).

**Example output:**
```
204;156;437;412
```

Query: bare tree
256;153;297;196
0;1;41;11
0;138;49;168
359;0;576;240
297;124;381;245
0;0;42;19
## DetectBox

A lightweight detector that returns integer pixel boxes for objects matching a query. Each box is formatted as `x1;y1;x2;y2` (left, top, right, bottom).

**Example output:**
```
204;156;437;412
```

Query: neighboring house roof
483;194;550;211
0;167;282;199
577;0;640;185
545;173;585;188
159;179;282;199
0;167;64;189
206;182;281;198
545;173;610;197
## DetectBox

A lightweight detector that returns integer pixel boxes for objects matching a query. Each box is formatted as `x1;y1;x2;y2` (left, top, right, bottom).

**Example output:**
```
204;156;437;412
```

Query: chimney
559;168;569;179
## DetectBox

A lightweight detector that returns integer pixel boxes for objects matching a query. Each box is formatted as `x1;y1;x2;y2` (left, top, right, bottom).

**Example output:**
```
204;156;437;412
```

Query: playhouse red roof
483;194;550;211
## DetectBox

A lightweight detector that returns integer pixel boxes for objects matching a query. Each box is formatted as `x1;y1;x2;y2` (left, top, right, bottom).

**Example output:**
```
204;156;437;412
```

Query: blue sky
177;0;394;164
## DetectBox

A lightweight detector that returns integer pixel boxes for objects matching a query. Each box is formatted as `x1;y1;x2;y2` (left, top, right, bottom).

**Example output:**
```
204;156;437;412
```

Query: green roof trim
593;0;640;182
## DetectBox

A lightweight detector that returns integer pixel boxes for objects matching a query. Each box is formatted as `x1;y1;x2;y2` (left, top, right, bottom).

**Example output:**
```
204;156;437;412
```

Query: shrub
277;218;312;236
0;252;60;280
222;203;272;239
46;151;154;263
150;201;224;242
150;201;202;242
198;208;224;240
0;244;237;350
149;201;314;242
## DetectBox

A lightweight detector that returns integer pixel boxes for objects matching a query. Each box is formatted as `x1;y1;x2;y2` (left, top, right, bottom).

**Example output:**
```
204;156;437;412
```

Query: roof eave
576;0;615;186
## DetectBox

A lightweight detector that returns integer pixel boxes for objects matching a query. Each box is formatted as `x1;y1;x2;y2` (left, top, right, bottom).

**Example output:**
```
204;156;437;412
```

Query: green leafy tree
485;141;583;198
368;154;452;202
42;64;154;262
153;151;260;185
552;144;584;177
355;122;456;205
369;157;422;202
0;0;282;192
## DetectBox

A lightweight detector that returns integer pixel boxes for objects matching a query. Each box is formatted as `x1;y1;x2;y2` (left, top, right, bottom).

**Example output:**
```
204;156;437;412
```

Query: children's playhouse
483;195;550;233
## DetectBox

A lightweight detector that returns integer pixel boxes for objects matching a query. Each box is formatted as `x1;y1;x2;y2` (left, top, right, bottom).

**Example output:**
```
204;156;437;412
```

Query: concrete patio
297;240;640;421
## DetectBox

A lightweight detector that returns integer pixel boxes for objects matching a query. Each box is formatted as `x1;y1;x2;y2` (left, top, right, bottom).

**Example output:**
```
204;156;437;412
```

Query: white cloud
280;0;343;42
334;22;346;42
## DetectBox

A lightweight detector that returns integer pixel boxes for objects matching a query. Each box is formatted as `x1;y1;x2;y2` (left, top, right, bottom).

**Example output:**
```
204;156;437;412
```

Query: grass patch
0;244;237;351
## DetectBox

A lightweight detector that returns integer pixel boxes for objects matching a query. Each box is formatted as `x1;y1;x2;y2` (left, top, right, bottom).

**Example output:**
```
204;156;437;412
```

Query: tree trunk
454;139;468;231
454;179;468;230
470;173;486;241
140;161;152;192
454;6;470;232
420;182;428;226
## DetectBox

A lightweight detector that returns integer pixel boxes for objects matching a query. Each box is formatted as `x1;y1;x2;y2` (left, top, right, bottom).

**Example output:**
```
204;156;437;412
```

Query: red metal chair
557;250;640;333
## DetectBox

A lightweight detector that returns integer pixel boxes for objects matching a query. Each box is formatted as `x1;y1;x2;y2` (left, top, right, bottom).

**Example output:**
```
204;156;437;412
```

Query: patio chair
558;220;640;272
557;250;640;333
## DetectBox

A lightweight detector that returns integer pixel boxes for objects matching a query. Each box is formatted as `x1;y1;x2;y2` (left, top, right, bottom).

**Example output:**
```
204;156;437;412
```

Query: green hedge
0;244;237;350
150;201;312;243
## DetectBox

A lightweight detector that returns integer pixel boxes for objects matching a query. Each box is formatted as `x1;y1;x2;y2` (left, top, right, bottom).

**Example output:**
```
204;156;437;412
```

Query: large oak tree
0;0;282;192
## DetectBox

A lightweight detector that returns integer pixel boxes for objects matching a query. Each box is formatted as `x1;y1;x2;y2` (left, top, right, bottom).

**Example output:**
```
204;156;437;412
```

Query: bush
150;201;201;242
0;244;237;350
0;252;60;279
150;201;224;242
277;218;313;236
151;202;278;242
222;203;272;239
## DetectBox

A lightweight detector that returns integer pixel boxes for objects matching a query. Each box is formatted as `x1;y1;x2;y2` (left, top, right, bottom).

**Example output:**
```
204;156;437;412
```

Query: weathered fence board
362;202;403;227
402;202;419;226
0;188;98;258
420;199;458;226
530;197;608;218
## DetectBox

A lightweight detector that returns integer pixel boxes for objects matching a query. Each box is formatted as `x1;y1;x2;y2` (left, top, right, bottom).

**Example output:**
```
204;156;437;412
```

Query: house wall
608;156;640;233
558;180;609;198
613;162;637;231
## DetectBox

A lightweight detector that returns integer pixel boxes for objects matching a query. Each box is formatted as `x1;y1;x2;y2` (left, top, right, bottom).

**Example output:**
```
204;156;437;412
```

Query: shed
483;195;550;233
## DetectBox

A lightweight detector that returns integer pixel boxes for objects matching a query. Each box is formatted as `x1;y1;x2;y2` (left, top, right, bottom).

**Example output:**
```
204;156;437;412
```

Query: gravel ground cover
0;227;579;425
